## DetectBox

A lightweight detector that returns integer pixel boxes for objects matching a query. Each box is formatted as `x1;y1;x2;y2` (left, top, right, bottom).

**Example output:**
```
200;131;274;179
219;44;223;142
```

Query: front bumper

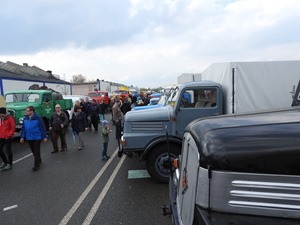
168;176;180;225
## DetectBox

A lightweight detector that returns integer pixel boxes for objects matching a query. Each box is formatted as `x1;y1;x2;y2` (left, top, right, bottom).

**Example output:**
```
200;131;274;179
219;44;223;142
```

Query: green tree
71;74;86;83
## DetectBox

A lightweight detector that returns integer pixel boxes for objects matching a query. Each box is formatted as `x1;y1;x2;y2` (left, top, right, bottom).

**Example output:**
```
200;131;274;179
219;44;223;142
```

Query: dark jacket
90;104;100;118
71;111;87;133
0;114;16;139
99;102;107;114
50;111;69;131
81;101;91;116
21;112;47;140
121;102;131;115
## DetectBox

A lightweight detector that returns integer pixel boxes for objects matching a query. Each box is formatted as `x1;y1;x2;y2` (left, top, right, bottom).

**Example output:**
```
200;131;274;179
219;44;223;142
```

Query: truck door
176;87;222;138
178;133;200;225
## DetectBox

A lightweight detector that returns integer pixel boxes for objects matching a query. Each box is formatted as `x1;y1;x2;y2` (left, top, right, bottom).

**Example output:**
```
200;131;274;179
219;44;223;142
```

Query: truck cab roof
186;106;300;175
5;90;53;94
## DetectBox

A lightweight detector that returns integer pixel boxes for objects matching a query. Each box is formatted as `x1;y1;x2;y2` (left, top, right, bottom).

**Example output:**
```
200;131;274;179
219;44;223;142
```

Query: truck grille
131;122;164;131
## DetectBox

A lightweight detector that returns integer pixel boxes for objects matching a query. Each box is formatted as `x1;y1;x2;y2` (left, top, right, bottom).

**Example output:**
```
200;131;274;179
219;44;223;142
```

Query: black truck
166;81;300;225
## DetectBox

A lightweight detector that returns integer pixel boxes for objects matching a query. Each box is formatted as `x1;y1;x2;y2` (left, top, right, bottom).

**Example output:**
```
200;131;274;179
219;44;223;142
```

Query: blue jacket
21;112;47;140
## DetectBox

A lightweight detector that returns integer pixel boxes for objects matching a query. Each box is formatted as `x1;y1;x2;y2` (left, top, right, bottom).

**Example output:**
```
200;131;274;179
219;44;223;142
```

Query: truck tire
146;144;181;183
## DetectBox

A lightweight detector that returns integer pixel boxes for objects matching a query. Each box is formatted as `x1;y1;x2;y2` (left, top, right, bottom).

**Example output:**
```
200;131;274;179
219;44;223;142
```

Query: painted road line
59;149;119;225
82;153;126;225
13;153;33;164
128;169;151;179
3;205;18;211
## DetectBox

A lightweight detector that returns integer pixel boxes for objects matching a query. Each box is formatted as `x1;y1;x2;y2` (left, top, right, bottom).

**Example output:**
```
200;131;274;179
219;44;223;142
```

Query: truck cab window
194;88;217;108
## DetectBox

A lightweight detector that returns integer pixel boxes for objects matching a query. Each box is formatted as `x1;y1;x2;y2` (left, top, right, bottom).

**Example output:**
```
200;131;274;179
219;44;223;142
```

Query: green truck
5;90;73;131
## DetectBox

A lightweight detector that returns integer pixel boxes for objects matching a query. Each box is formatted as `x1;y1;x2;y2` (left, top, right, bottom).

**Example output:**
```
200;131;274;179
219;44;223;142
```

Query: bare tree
71;74;86;83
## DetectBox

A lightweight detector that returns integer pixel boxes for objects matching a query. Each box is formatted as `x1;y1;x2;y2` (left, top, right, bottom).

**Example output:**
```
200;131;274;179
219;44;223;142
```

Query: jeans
78;132;84;148
99;114;105;122
28;140;42;167
102;142;108;158
51;130;67;151
0;138;13;165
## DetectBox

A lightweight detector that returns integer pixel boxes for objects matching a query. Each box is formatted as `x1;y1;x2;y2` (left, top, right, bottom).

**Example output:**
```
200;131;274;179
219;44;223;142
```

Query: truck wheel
146;145;181;183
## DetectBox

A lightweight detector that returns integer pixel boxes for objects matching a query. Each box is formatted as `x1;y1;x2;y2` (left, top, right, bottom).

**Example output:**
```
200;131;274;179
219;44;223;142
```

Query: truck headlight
121;136;126;146
173;158;180;187
19;118;24;124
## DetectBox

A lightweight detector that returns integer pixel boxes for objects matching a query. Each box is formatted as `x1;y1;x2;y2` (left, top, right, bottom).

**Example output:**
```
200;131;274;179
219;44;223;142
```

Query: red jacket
0;115;16;139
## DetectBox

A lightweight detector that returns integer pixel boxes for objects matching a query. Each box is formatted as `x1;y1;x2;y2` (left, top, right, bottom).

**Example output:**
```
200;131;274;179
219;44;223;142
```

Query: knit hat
0;107;6;114
102;120;109;126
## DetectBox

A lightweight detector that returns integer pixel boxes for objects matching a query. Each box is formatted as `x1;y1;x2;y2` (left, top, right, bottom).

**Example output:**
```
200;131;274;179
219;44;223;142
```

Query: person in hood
20;106;48;171
71;106;88;150
101;120;112;160
0;107;16;171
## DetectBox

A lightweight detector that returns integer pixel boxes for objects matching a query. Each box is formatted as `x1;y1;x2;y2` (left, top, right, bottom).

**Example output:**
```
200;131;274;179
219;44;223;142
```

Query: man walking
49;104;69;153
20;106;47;171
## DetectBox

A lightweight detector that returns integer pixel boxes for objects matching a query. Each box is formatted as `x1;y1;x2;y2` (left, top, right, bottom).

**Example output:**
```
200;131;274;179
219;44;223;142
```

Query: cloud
1;0;300;88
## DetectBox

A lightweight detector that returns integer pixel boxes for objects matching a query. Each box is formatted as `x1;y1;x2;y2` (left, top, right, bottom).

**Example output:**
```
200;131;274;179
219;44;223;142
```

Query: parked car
132;95;168;111
63;95;91;121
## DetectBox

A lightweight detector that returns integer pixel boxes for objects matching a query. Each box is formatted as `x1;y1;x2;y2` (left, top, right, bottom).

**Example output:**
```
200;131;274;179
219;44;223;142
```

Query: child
101;120;112;160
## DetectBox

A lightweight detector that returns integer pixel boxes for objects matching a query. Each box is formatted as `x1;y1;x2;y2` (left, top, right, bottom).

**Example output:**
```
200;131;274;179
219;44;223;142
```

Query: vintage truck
5;90;73;131
167;102;300;224
87;90;110;106
121;66;300;183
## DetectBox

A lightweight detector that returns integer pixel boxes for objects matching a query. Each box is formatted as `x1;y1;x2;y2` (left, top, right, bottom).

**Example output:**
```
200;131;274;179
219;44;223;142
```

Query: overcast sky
1;0;300;88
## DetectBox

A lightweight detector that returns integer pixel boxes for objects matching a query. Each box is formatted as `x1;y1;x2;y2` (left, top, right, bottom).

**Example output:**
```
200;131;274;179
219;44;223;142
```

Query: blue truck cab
121;81;223;182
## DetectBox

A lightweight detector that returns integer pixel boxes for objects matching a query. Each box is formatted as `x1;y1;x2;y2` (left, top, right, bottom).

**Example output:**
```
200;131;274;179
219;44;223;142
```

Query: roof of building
0;61;70;84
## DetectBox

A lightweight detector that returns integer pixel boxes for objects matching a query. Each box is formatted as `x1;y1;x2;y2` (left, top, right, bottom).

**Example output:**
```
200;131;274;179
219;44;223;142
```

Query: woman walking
71;106;88;150
0;107;16;171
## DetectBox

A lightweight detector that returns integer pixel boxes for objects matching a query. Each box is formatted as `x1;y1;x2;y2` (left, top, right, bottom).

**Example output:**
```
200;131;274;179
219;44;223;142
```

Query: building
0;61;71;96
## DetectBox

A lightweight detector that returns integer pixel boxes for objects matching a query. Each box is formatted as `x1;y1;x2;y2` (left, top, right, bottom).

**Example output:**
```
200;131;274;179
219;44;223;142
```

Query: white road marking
128;169;150;179
59;149;120;225
82;153;126;225
3;205;18;211
13;153;33;164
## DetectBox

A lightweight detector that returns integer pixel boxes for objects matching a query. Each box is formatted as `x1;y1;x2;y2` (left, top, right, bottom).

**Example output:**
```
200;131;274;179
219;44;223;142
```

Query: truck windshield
5;93;40;103
166;87;179;108
158;95;168;105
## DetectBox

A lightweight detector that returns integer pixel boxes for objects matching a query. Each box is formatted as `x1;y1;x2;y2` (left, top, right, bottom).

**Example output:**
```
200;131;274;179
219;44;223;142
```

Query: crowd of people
0;94;137;172
0;91;159;172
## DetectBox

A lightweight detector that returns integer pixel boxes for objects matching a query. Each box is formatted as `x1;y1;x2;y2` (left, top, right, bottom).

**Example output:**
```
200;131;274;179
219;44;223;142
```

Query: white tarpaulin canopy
201;61;300;114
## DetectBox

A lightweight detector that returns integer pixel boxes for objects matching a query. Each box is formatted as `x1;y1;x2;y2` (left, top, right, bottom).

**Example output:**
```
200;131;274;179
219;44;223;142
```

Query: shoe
94;130;98;133
102;155;110;160
51;150;58;153
32;166;40;171
0;162;7;169
3;164;12;171
60;148;67;152
78;147;82;150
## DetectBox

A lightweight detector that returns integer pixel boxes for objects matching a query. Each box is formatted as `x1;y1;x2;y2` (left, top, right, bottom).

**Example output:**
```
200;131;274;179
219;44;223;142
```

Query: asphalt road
0;114;172;225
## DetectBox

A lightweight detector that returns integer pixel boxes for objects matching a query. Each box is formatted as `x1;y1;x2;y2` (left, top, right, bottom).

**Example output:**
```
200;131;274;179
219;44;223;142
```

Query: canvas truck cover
201;61;300;114
186;107;300;175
